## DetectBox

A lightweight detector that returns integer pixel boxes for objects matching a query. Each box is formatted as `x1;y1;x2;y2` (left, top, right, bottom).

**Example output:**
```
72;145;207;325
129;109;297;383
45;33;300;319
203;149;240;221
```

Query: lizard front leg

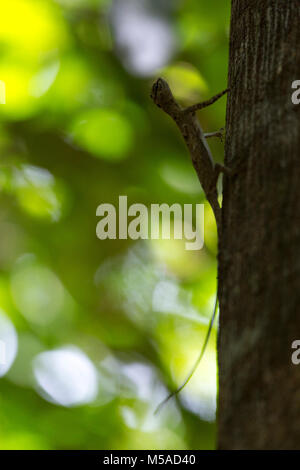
205;128;225;142
209;163;232;198
214;162;232;178
184;89;229;114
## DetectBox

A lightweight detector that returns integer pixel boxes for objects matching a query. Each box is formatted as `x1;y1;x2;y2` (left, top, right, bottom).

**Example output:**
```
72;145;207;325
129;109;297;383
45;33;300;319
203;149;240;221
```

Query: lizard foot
204;128;225;142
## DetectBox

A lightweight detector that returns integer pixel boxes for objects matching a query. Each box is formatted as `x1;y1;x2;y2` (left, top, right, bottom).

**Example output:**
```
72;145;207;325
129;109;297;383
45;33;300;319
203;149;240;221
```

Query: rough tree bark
218;0;300;449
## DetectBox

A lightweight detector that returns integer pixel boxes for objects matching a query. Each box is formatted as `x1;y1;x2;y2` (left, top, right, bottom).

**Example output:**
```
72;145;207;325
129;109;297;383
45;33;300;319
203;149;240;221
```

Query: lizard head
150;78;177;113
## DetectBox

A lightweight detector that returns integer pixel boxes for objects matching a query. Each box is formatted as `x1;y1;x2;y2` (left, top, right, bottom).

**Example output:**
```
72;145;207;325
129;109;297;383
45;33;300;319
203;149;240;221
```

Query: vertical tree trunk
218;0;300;449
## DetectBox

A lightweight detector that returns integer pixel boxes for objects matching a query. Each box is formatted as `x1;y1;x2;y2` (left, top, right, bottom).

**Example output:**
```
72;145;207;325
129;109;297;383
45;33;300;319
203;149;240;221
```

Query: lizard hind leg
208;163;232;231
212;163;232;190
206;189;222;232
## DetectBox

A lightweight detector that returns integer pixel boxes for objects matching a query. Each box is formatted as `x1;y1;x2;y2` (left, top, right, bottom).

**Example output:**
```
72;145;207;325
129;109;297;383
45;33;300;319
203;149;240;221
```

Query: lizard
151;77;230;238
150;78;230;413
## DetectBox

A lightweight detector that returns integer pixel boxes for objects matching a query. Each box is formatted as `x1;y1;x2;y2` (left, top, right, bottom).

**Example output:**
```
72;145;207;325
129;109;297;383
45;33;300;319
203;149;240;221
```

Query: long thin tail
155;295;219;414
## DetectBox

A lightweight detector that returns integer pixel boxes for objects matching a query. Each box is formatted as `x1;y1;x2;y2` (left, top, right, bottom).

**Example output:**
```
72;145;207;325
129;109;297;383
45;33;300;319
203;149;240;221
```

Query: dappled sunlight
0;220;24;269
69;108;134;160
0;0;229;450
0;309;18;377
29;60;60;99
6;333;44;387
0;0;69;61
152;279;208;324
46;53;125;115
10;256;73;327
0;432;49;451
95;241;217;421
14;165;67;221
150;222;207;278
46;54;95;113
0;164;67;222
33;346;99;407
95;240;214;329
161;62;208;103
0;0;69;119
0;62;40;119
159;158;203;196
56;0;109;8
110;0;176;76
95;243;166;329
181;343;217;422
120;362;176;421
178;8;226;50
155;315;218;422
119;365;181;440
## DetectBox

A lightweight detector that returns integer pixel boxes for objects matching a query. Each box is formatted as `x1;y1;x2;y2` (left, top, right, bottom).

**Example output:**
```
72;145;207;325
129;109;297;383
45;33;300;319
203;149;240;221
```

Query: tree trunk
217;0;300;449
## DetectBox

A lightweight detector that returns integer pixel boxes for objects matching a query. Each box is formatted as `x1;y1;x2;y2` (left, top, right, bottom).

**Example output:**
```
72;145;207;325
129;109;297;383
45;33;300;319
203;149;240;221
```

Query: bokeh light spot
110;0;175;76
11;258;66;326
33;346;99;407
13;165;66;222
0;309;18;378
161;62;208;103
0;0;69;60
0;63;39;119
159;159;202;195
70;108;134;160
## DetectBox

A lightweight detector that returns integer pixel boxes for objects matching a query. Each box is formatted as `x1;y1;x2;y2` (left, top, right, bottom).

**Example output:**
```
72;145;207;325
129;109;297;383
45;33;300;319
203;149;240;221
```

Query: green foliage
0;0;229;450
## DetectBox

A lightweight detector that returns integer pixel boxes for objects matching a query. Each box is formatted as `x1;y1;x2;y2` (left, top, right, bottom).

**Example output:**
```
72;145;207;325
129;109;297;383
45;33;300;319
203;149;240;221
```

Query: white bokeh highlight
0;309;18;377
33;346;99;407
110;0;176;76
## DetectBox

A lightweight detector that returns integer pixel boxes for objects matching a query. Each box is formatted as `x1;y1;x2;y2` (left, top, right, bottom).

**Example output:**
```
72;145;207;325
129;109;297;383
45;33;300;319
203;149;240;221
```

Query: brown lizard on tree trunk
150;78;229;412
151;78;229;237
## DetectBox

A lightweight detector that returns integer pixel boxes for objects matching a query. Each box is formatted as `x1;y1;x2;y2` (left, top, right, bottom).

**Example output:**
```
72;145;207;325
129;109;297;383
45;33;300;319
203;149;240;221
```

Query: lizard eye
156;78;163;90
151;80;160;100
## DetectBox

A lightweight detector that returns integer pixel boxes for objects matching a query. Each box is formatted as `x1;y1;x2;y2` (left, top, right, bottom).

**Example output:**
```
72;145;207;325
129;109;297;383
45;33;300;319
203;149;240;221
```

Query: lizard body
151;78;229;236
150;78;229;412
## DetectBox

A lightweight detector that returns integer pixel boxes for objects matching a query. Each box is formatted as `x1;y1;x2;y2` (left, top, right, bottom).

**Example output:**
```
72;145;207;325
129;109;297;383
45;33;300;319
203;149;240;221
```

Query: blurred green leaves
0;0;69;119
70;108;134;160
162;62;208;103
0;0;69;60
0;164;68;221
0;0;229;451
159;157;202;196
10;256;71;327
